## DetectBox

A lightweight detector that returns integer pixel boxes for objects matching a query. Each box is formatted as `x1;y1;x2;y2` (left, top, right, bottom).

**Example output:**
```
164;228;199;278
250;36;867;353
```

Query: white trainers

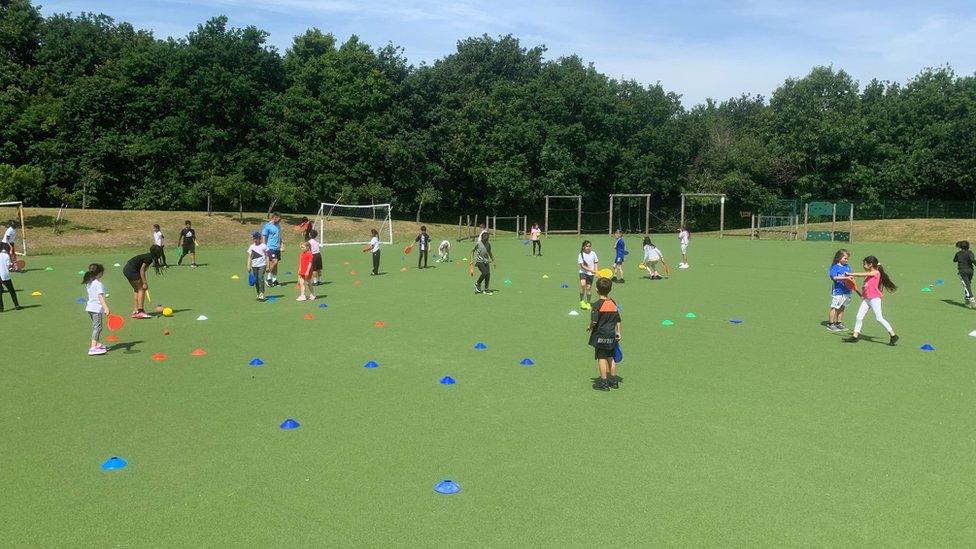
679;263;689;269
296;295;307;301
308;295;316;300
88;346;107;356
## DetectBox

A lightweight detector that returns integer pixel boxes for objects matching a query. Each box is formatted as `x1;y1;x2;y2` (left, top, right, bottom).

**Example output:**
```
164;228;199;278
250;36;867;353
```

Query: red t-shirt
299;251;313;277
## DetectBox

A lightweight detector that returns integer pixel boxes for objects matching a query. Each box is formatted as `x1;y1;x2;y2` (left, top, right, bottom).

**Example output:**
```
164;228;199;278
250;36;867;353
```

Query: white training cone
969;330;976;337
196;315;208;321
568;310;579;316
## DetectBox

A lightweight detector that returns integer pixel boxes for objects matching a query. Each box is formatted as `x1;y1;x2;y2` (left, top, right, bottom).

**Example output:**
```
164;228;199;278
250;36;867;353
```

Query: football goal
314;202;393;247
544;195;581;236
489;215;526;238
0;201;27;256
608;194;651;234
680;193;726;237
750;214;800;240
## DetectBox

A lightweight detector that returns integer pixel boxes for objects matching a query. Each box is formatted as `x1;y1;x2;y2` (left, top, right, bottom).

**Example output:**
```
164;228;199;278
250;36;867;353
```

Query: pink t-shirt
861;272;882;299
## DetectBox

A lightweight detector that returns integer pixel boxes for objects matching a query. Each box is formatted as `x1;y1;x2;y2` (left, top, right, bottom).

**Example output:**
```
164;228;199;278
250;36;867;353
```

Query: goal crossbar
315;202;393;247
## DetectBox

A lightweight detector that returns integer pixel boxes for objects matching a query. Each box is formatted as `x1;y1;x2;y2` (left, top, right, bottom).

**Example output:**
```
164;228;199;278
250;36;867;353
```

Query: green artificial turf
2;235;976;545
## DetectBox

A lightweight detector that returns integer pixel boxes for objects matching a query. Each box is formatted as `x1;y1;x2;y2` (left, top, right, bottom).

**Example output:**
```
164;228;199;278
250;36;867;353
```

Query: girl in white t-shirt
308;229;323;285
678;227;690;268
641;236;669;280
152;224;168;267
0;242;21;311
82;263;110;355
577;240;599;310
245;231;270;300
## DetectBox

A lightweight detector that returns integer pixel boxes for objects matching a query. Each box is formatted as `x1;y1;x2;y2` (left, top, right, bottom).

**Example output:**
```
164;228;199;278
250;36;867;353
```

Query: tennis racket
404;244;414;255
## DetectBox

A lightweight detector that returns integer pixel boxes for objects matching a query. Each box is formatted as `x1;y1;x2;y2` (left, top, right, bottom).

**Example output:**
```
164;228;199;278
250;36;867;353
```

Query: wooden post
608;195;614;235
576;196;582;236
831;203;836;242
719;195;726;238
803;203;809;241
849;203;855;244
544;196;549;237
645;195;651;235
680;194;685;228
750;214;756;240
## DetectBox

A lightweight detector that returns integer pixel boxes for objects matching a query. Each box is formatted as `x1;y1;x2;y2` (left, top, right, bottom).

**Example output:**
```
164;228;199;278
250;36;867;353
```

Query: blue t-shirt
261;222;281;250
615;238;625;262
829;264;852;295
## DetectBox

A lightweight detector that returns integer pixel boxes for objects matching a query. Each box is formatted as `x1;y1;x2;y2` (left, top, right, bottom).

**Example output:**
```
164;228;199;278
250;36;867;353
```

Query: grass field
3;233;976;546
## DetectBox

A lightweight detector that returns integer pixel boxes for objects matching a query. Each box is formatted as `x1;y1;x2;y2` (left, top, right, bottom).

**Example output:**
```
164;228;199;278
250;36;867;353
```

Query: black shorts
123;269;141;283
579;273;594;285
268;249;281;261
181;242;195;253
312;253;322;270
594;346;614;360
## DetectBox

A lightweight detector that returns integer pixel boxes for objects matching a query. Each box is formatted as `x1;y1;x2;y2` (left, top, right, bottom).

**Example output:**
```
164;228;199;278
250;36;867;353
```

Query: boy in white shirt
678;227;690;268
245;231;270;300
2;221;19;271
437;240;451;262
0;243;21;311
152;224;168;266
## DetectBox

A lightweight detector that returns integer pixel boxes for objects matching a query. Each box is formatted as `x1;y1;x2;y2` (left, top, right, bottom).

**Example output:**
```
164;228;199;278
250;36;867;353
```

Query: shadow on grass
1;304;40;311
941;299;972;310
109;340;144;354
25;214;101;232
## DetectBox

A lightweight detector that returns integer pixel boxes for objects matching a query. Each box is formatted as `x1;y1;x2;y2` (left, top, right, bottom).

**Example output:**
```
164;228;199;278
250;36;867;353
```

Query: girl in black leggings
471;232;496;295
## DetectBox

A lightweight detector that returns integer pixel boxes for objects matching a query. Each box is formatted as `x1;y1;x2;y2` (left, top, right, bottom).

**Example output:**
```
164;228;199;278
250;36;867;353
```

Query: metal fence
765;199;976;221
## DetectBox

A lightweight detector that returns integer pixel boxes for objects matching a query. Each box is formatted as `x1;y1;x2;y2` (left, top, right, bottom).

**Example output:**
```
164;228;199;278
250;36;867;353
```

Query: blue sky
42;0;976;107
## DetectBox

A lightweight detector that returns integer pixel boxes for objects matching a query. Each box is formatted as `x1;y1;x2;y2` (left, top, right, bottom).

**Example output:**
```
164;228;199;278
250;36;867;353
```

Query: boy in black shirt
587;277;621;391
954;240;975;308
415;226;431;269
177;220;198;267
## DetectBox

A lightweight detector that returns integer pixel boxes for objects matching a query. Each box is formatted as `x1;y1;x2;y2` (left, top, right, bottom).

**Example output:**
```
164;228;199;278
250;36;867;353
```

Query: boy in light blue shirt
262;212;283;286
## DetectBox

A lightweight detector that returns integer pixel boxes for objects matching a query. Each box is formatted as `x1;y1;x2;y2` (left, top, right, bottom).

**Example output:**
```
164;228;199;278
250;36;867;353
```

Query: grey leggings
476;262;490;288
90;312;103;341
251;265;266;295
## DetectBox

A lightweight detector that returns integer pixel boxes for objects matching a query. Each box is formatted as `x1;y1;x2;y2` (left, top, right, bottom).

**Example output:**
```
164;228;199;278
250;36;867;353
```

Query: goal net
609;194;651;234
0;201;27;256
680;193;726;236
544;195;581;235
315;203;393;247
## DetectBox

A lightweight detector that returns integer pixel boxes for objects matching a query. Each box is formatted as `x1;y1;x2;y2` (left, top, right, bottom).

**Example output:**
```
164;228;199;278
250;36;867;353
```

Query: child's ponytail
82;263;104;284
877;264;897;292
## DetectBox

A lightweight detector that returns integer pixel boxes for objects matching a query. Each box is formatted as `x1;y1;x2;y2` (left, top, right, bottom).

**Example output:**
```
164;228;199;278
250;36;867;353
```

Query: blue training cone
560;283;569;288
249;358;264;366
248;272;256;286
76;297;86;304
935;279;945;285
729;319;744;324
318;303;328;308
101;456;127;471
280;418;300;430
474;342;487;350
267;296;278;303
613;344;623;363
364;360;379;369
440;376;456;385
434;480;461;494
920;344;935;351
520;358;534;366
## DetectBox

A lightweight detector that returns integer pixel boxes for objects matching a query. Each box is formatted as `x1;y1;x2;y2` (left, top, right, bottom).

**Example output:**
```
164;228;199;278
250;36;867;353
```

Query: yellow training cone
231;274;240;280
31;291;42;296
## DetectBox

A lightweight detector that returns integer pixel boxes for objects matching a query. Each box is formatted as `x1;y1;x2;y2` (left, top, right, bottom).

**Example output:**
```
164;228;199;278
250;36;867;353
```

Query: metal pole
750;214;756;240
19;203;27;256
544;196;549;237
608;195;614;235
850;203;854;244
719;195;726;238
645;195;651;235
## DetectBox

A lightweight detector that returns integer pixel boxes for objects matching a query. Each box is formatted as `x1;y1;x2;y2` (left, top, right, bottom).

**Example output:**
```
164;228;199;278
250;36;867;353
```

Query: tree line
1;0;974;220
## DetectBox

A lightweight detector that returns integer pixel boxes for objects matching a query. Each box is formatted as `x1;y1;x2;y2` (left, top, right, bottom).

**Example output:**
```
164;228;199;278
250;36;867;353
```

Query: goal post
489;215;526;238
680;193;726;237
608;194;651;235
751;214;800;240
0;201;27;256
544;195;581;236
314;202;393;247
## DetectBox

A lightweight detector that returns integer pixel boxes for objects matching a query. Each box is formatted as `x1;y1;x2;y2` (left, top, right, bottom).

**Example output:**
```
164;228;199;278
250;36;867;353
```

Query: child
246;231;269;301
587;277;621;391
152;224;168;266
177;220;198;267
437;240;451;262
953;240;975;308
83;263;110;355
827;249;852;331
577;240;599;310
0;242;21;311
845;255;899;345
415;226;431;269
641;237;668;280
2;220;19;271
472;232;495;294
308;229;323;285
612;229;626;282
296;241;315;301
123;244;164;318
477;223;489;241
363;228;381;275
678;227;690;268
530;222;542;256
297;216;312;241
